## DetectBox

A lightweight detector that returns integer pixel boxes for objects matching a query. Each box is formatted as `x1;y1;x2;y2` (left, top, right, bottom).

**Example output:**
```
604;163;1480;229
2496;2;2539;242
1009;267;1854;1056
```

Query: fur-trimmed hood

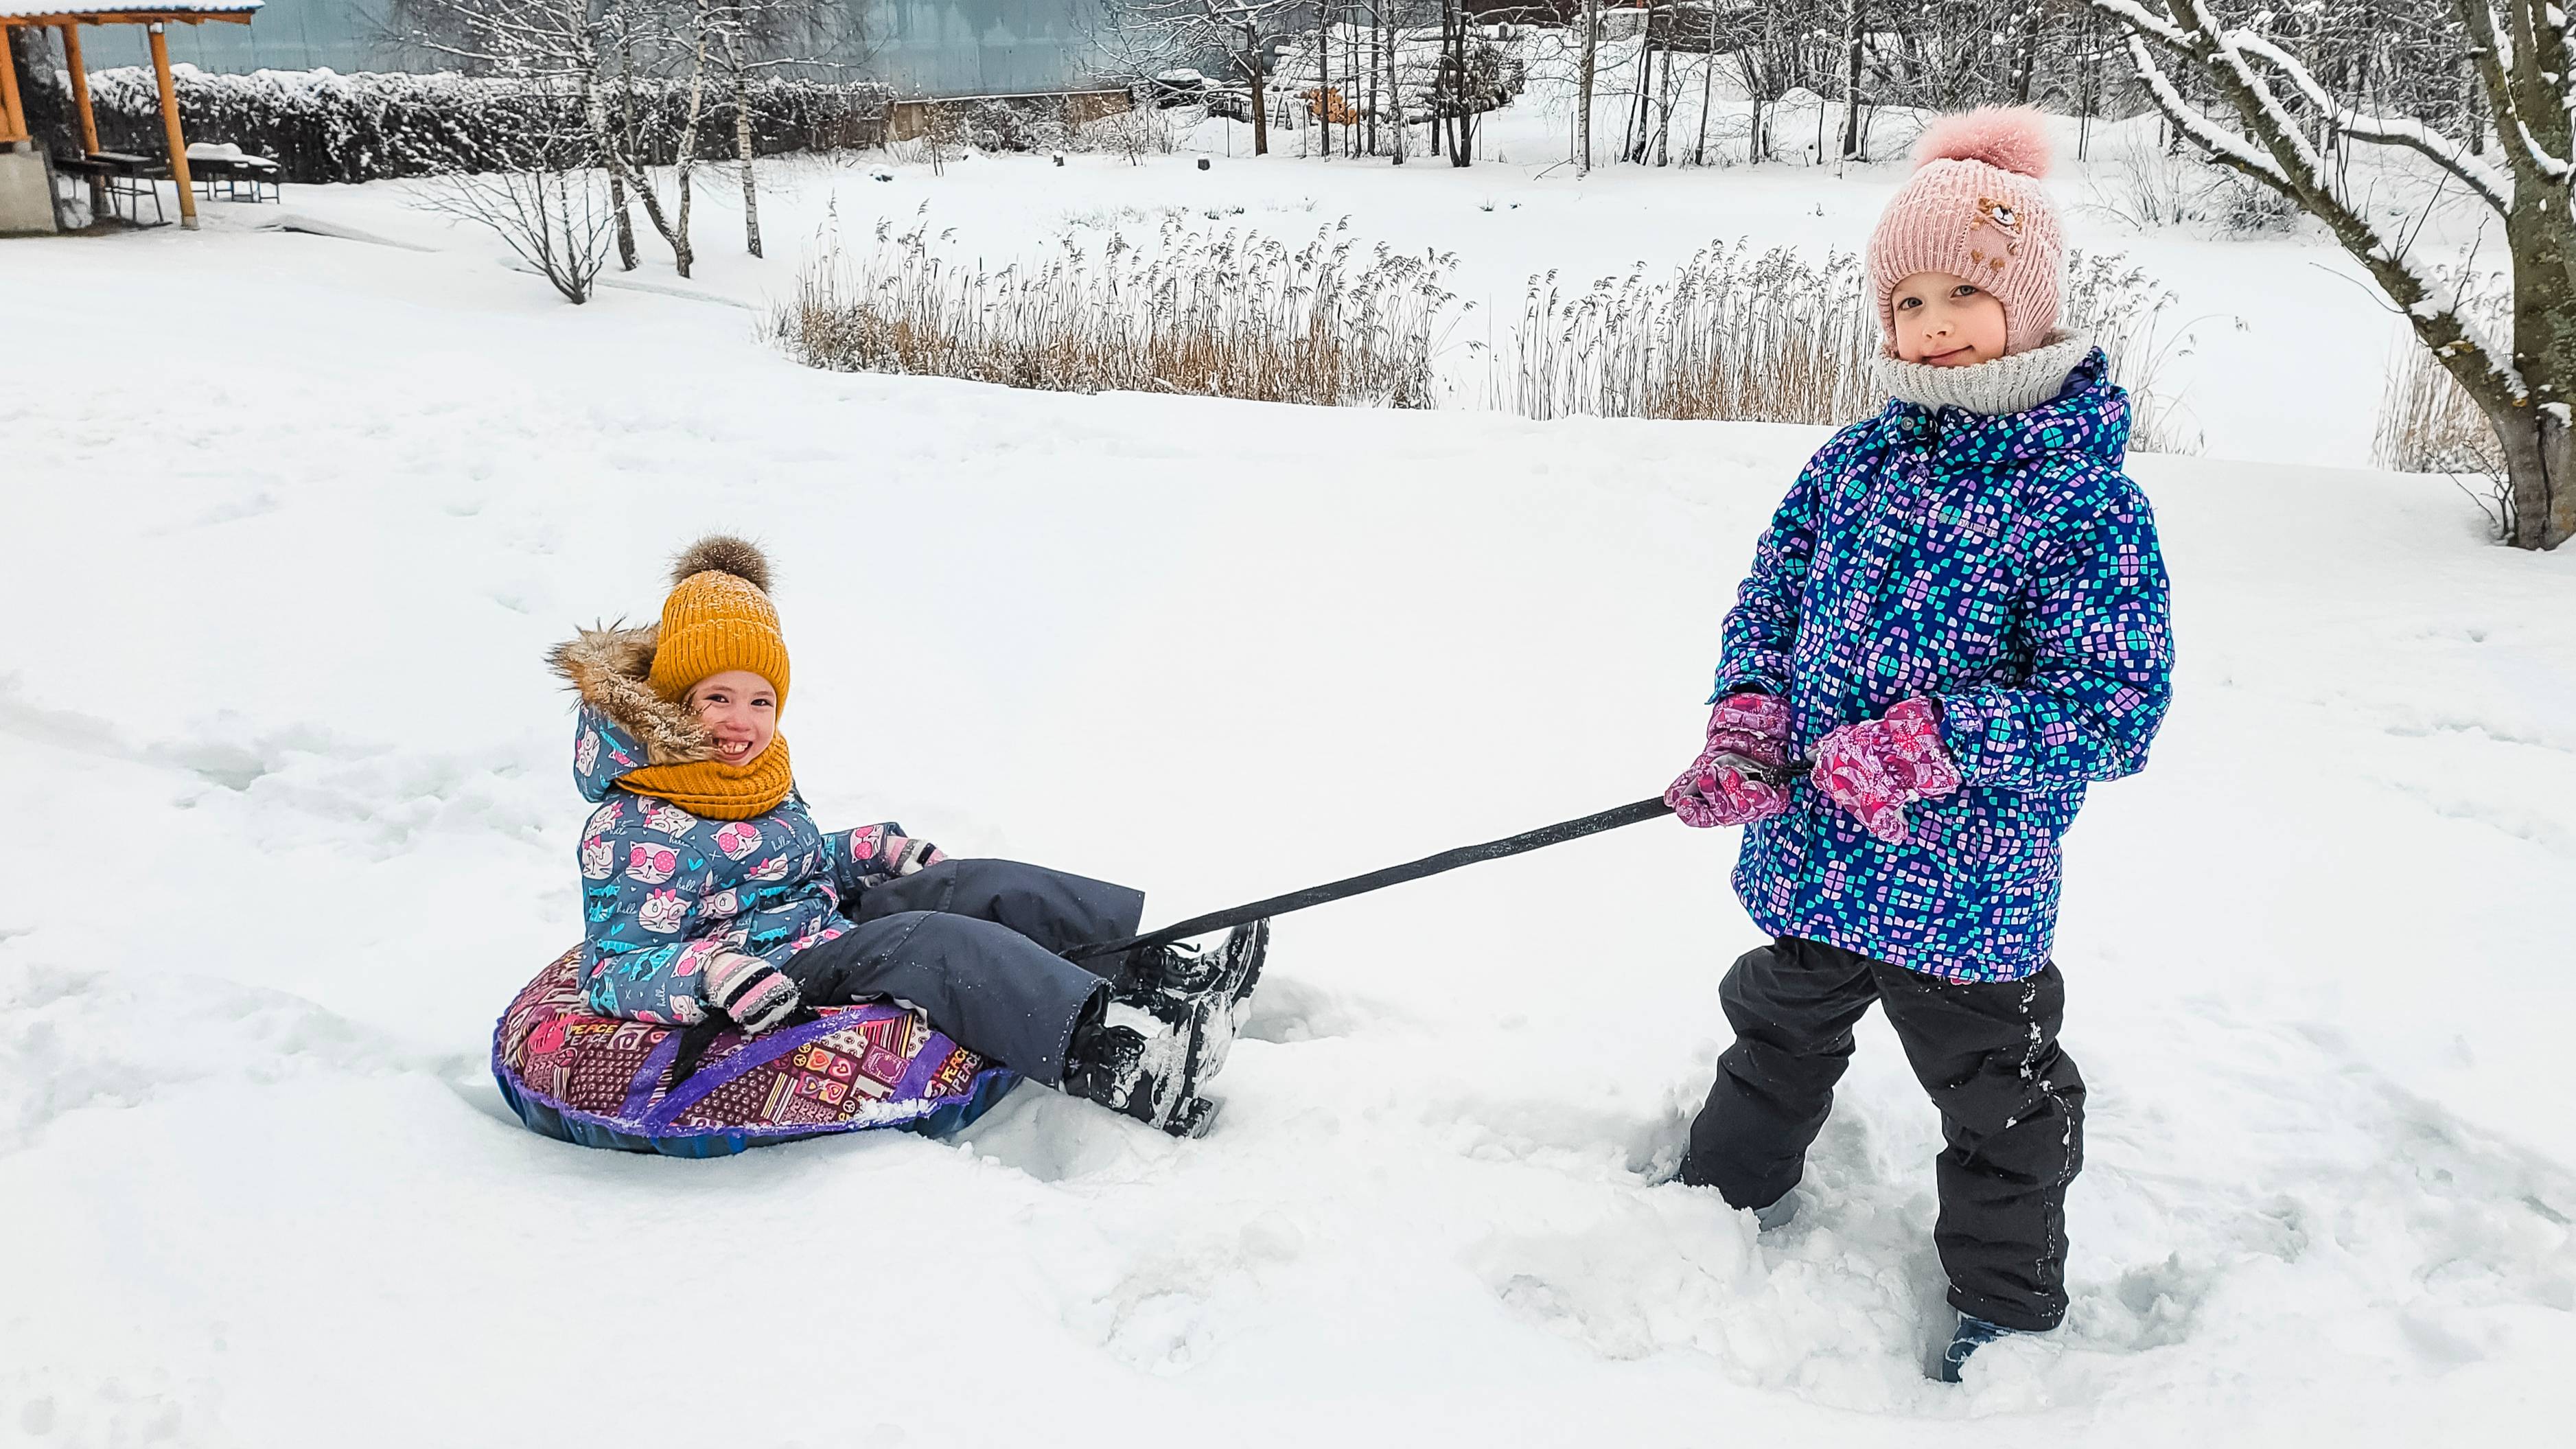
548;624;714;776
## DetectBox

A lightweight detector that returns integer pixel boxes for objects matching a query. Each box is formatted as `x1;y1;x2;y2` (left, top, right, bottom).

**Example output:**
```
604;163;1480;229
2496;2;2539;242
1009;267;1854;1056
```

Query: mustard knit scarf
618;734;796;820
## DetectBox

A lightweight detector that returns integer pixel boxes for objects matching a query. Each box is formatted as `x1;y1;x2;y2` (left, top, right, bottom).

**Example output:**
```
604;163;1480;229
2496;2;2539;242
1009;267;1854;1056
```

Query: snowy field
257;93;2437;471
6;101;2576;1448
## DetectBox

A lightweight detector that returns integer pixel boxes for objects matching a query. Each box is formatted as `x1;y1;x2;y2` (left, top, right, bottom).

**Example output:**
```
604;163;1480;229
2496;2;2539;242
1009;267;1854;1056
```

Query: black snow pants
781;858;1145;1089
1679;936;2086;1332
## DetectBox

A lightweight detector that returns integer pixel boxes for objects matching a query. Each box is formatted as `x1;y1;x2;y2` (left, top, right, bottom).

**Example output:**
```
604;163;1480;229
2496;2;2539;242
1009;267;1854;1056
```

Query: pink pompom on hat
1866;107;2065;356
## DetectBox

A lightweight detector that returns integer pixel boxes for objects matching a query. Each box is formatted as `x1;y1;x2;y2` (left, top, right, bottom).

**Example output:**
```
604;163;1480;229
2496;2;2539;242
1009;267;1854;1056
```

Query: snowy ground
7;105;2576;1449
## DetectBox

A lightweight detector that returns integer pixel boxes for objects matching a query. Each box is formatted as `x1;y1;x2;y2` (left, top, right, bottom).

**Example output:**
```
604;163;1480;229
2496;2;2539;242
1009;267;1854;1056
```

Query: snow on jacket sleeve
1936;471;2174;792
824;822;946;897
578;797;719;1024
1710;448;1830;701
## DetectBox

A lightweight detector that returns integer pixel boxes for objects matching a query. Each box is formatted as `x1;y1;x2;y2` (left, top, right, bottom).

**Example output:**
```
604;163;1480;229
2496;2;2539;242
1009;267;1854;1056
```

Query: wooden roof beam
0;13;256;27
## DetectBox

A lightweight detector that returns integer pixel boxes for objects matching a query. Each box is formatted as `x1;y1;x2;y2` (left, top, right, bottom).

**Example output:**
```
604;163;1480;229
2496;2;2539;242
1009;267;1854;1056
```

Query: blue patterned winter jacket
1713;350;2173;982
554;627;941;1025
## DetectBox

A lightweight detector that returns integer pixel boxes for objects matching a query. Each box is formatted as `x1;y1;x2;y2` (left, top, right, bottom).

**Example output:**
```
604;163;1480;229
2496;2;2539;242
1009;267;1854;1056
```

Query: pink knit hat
1867;107;2065;355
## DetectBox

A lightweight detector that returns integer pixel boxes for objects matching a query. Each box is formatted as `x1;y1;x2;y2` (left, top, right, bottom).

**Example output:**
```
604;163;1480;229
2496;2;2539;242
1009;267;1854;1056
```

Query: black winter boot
1063;1010;1163;1128
1063;990;1209;1136
1176;919;1268;1090
1116;918;1273;1003
1065;921;1270;1139
1928;1313;2020;1382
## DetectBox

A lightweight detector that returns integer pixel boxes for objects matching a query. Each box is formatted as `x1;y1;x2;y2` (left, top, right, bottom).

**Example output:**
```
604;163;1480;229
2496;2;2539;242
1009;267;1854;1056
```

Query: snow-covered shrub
896;102;972;174
19;64;890;185
773;213;1463;408
2089;128;2298;239
960;98;1043;154
1072;100;1176;165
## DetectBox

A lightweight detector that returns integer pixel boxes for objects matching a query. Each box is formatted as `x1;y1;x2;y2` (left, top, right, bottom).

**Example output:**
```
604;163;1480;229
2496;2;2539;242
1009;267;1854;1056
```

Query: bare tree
423;154;618;303
2074;0;2573;549
1102;0;1308;156
397;0;693;271
400;0;854;277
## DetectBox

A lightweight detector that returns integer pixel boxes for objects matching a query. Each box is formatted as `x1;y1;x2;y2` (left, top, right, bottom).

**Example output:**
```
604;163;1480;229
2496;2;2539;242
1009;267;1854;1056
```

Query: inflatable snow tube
492;949;1019;1157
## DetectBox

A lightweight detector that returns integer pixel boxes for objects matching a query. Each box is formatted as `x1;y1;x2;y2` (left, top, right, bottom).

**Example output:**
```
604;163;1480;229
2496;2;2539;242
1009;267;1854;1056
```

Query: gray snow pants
1679;936;2087;1332
781;858;1146;1088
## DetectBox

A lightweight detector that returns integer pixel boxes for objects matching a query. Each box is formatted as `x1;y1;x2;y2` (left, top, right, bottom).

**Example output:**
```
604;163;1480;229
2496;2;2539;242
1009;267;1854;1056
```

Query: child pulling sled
1664;107;2176;1380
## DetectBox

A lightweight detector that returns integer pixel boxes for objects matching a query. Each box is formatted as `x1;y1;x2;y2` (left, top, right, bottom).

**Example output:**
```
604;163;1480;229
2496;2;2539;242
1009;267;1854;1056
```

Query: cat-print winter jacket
553;625;942;1025
1713;348;2173;983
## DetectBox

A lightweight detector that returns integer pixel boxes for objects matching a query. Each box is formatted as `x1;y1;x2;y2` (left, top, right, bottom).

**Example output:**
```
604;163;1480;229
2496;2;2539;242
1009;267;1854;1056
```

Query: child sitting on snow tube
544;534;1262;1139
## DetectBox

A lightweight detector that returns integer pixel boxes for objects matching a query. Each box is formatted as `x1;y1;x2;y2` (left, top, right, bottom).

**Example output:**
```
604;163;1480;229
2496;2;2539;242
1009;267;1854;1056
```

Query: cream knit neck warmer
1870;330;2094;419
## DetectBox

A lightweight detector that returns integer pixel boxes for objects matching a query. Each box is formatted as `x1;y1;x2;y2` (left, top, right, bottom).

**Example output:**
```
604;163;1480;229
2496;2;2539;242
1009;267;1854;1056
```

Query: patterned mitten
1667;692;1794;829
883;833;947;877
1809;697;1963;846
705;952;801;1035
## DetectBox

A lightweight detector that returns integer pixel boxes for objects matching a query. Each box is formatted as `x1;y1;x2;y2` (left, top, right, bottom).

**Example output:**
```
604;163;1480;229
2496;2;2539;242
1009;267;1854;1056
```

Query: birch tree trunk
1577;0;1597;172
667;0;713;278
1653;36;1675;166
725;10;759;259
581;27;685;275
609;12;638;270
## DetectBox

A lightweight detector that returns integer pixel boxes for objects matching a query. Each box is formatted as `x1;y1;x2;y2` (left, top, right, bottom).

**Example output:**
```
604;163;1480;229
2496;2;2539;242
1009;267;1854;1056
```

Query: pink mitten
1667;693;1794;829
1809;697;1962;845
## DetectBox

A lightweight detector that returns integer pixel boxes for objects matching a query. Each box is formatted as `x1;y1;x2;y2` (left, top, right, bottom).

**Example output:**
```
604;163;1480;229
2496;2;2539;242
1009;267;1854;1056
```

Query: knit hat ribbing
1867;107;2065;356
646;536;791;713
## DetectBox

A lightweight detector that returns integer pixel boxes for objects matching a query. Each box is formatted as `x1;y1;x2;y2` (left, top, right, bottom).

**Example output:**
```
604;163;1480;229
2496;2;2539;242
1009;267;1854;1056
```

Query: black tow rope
1066;754;1809;962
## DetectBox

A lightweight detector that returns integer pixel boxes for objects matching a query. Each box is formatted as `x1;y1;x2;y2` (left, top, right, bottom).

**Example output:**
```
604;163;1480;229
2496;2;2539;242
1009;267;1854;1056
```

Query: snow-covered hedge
19;64;891;184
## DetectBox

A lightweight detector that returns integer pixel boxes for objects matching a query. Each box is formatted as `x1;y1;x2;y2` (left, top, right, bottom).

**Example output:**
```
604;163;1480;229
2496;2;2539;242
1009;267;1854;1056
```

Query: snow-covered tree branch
2076;0;2575;549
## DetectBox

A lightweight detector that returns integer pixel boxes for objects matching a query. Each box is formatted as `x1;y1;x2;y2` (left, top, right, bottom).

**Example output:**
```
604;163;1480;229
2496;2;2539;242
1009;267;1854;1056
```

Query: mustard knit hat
647;535;791;712
1867;107;2065;356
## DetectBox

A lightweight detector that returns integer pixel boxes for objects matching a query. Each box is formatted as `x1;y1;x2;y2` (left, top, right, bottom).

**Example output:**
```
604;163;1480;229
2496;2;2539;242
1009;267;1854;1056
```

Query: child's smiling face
1890;271;2008;367
687;670;777;766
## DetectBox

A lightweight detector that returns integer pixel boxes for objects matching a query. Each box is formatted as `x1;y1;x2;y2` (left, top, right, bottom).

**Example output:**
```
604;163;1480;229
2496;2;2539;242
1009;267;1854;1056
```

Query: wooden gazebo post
58;25;98;157
146;22;196;229
0;23;28;148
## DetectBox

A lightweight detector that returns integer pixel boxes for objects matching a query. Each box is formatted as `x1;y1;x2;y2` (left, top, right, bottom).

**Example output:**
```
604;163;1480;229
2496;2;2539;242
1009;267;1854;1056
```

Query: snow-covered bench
185;143;280;203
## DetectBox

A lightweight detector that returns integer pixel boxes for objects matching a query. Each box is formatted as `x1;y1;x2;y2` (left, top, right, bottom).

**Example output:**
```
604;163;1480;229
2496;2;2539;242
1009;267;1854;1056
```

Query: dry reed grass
2376;348;2505;476
1500;242;1881;424
2368;266;2512;533
1502;242;2201;450
2061;251;2206;455
771;208;1465;408
2374;268;2506;461
775;216;2202;452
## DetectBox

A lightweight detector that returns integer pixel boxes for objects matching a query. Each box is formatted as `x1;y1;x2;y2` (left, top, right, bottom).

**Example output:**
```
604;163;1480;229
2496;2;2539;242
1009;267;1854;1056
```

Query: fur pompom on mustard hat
1866;106;2065;355
646;535;791;712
